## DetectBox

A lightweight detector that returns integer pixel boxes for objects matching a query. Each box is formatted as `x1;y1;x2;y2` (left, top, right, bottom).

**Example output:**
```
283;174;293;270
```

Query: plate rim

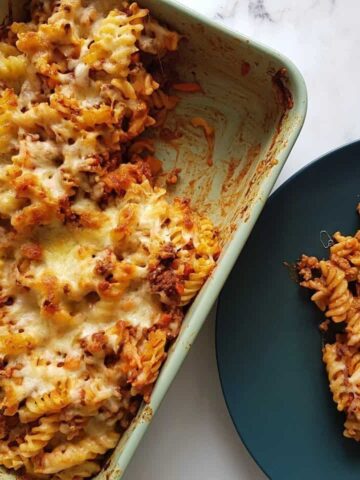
215;138;360;480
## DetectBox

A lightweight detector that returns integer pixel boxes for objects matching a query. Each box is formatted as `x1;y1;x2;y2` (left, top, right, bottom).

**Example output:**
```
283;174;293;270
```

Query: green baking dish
0;1;307;478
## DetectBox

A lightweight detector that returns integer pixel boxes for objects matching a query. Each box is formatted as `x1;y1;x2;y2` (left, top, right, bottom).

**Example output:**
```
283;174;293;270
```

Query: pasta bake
0;1;220;478
298;228;360;442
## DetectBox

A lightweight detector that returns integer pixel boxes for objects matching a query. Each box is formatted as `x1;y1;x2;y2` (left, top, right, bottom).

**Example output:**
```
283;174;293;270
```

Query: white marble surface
124;1;360;479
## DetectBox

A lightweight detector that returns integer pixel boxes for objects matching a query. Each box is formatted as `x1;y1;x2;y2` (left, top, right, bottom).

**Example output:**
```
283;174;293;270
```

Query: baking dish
0;1;307;478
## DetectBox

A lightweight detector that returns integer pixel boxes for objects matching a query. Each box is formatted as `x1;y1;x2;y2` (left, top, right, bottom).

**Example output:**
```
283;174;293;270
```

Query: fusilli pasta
19;415;61;458
298;226;360;443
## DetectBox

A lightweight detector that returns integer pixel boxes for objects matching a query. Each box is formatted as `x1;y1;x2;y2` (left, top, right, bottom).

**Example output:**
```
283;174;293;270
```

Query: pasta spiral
299;229;360;443
20;380;71;422
322;343;350;412
180;257;215;306
85;7;147;78
320;261;353;322
331;233;359;257
34;430;120;474
132;330;166;399
19;415;61;458
196;216;220;257
344;414;360;441
0;55;28;90
346;307;360;346
83;379;114;407
0;443;23;470
0;89;18;156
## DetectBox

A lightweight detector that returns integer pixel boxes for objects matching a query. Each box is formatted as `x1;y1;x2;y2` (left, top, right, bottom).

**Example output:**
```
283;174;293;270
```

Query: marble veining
215;0;239;20
248;0;274;21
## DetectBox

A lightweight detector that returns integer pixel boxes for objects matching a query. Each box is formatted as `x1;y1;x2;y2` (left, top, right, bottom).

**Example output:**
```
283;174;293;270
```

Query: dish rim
215;139;360;480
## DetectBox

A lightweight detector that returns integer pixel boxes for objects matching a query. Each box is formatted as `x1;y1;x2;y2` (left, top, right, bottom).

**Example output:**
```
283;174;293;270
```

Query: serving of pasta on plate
0;0;220;478
298;226;360;443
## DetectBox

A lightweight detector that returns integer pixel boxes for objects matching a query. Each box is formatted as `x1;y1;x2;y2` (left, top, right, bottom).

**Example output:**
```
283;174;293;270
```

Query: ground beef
20;242;43;261
155;306;184;338
95;249;116;276
102;161;152;196
158;243;176;263
148;266;180;304
168;306;184;325
80;331;108;355
0;415;18;440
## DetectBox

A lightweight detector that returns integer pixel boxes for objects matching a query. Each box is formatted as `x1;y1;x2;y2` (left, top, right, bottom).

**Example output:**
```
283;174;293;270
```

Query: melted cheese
1;182;176;402
115;284;162;328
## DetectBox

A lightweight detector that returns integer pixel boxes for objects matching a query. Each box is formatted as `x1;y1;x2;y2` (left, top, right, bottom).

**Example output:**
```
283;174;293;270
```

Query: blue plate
216;141;360;480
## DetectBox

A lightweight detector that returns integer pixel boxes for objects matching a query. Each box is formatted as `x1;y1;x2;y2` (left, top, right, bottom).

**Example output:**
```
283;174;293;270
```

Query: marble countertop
124;1;360;479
